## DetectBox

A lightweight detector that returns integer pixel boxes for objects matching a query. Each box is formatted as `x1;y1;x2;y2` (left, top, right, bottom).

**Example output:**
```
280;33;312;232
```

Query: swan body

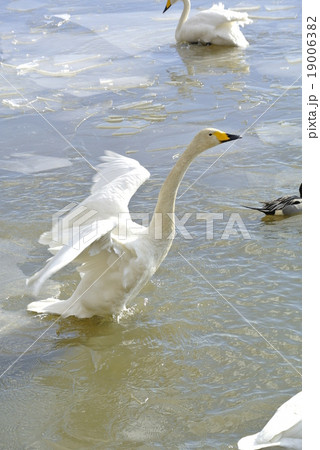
27;128;240;319
243;184;302;216
163;1;252;47
238;391;302;450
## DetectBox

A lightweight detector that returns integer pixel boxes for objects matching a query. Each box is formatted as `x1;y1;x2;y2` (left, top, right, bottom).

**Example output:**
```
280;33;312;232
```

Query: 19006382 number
307;17;317;77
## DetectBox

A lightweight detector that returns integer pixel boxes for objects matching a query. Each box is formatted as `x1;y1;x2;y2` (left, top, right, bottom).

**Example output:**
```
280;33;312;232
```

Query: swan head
188;128;241;154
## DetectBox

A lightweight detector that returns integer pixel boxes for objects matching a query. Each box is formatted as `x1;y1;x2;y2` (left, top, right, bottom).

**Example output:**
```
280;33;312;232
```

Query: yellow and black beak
163;0;172;13
225;133;241;141
214;131;241;143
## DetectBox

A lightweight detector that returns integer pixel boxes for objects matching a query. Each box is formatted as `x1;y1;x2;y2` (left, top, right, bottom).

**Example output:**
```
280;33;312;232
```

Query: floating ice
255;122;301;146
265;5;297;11
0;238;61;301
100;76;155;92
69;12;173;55
51;14;71;26
0;153;72;174
7;0;46;12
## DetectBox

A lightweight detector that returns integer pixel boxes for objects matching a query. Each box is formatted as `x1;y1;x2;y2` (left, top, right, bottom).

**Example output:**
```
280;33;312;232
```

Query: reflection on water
176;44;250;76
0;0;301;448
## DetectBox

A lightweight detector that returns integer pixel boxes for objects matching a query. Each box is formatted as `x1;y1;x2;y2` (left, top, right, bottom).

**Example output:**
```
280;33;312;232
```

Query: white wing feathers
254;392;302;444
238;392;302;450
179;3;252;47
91;150;150;202
27;218;117;295
199;4;251;27
27;151;150;295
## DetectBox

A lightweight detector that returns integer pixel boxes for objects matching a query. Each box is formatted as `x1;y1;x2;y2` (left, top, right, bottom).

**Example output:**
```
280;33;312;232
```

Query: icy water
0;0;301;448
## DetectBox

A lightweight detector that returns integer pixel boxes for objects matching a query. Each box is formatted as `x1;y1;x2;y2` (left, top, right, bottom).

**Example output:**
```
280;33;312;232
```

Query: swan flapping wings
26;128;241;319
27;151;151;318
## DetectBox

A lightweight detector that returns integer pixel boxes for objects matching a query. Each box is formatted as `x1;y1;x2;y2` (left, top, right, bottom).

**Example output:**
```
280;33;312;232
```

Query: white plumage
238;392;302;450
27;128;240;319
163;1;252;47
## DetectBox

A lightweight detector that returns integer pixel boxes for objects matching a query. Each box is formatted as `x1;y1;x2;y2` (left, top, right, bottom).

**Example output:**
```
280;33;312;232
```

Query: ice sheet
255;121;301;146
0;153;72;174
7;0;46;12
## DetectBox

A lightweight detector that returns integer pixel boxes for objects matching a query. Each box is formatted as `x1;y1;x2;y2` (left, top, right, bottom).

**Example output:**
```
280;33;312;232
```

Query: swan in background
238;391;302;450
243;184;302;216
163;0;252;47
27;128;241;319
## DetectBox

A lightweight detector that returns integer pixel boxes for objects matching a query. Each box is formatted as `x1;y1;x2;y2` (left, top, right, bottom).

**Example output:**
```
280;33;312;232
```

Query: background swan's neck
149;142;199;240
175;0;190;40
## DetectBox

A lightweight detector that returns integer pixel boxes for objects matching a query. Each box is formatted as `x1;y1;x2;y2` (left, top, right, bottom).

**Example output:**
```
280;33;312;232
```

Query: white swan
163;0;252;47
243;184;302;216
27;128;240;319
238;392;302;450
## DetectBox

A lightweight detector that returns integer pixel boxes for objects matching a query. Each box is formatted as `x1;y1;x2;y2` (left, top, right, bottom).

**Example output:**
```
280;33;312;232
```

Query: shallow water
0;0;301;448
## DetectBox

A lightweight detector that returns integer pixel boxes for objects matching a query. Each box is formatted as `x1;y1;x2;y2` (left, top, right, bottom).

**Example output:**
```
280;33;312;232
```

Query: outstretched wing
27;151;150;294
91;151;150;199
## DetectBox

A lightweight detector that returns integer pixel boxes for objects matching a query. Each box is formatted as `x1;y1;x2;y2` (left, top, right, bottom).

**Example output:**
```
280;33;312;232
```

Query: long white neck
175;0;190;40
149;138;201;241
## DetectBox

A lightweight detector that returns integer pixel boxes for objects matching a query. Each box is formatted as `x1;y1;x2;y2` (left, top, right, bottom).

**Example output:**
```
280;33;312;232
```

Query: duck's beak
163;0;172;13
